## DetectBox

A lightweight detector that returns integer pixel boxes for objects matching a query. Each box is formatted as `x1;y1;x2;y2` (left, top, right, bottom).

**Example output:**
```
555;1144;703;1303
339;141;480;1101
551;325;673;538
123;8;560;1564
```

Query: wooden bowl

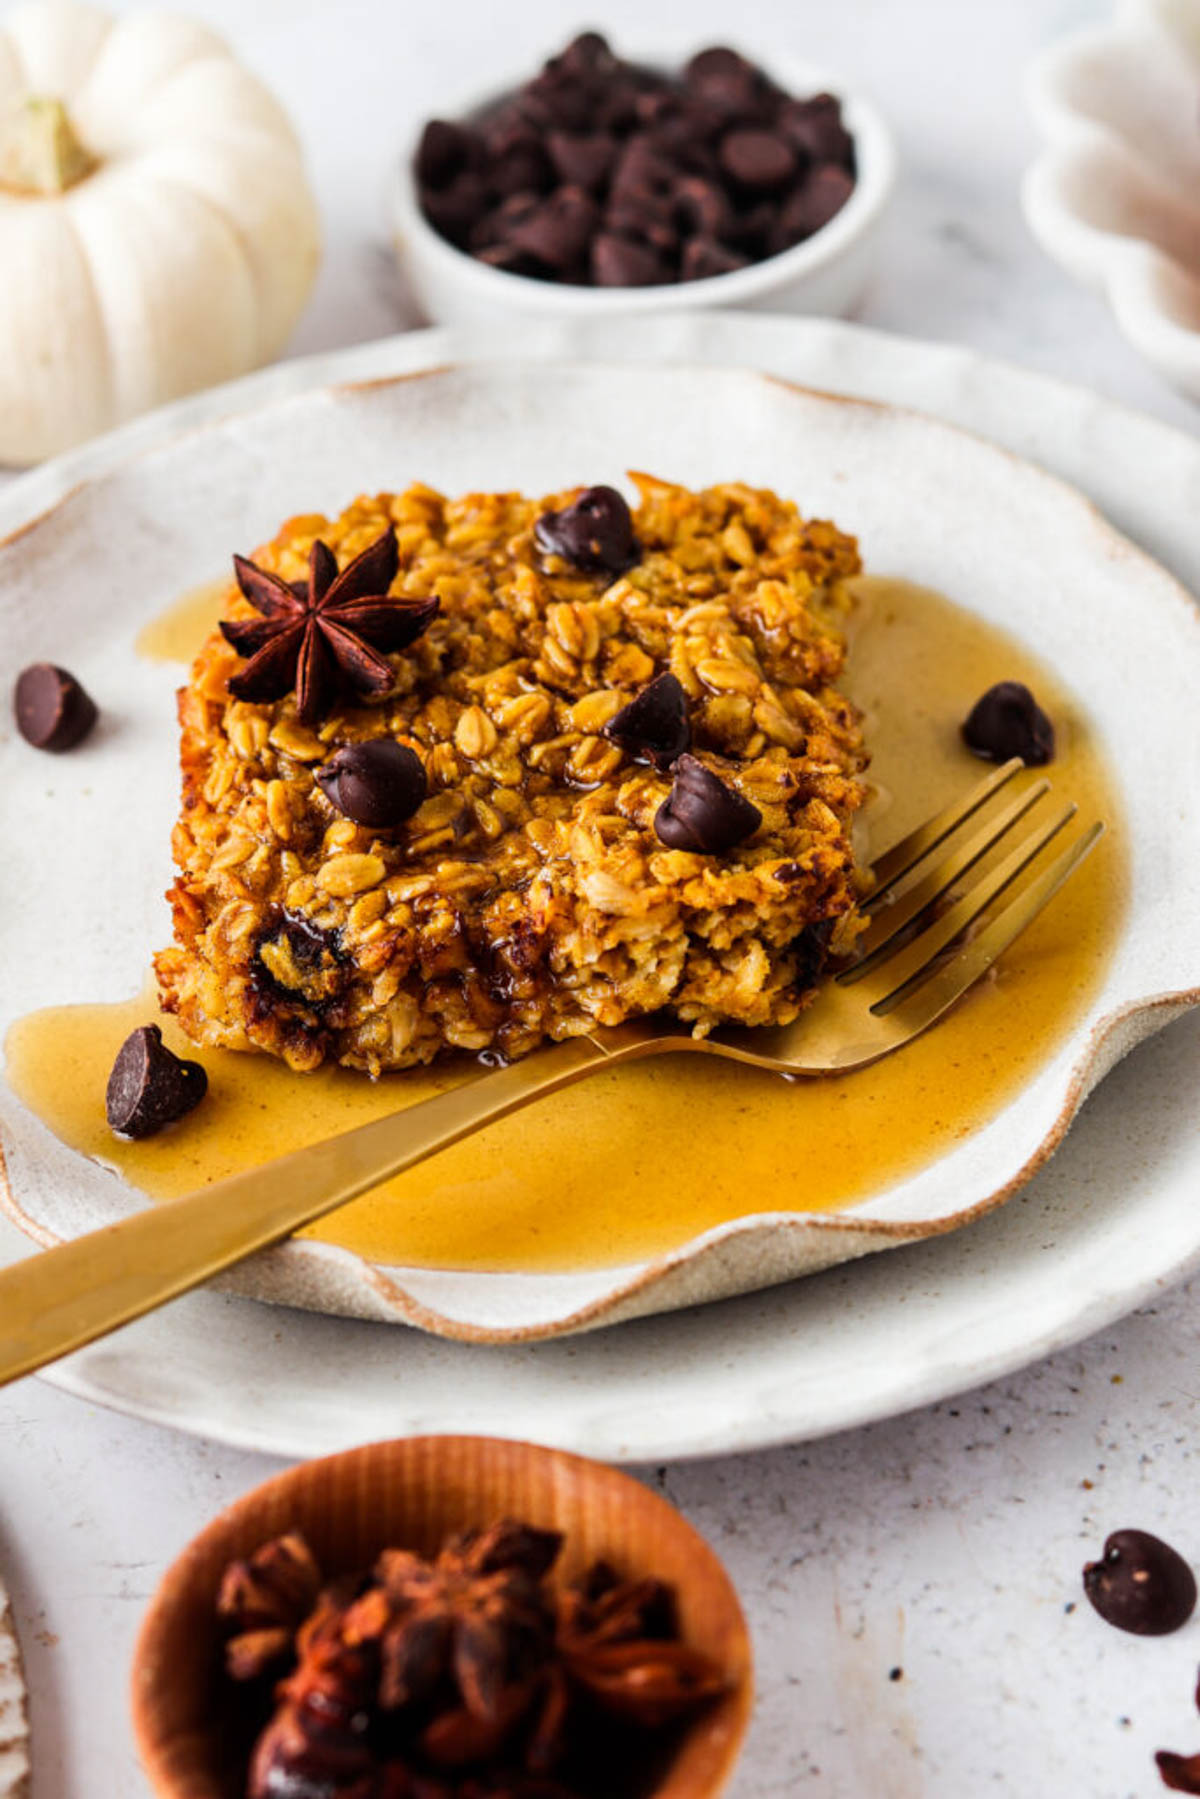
131;1436;753;1798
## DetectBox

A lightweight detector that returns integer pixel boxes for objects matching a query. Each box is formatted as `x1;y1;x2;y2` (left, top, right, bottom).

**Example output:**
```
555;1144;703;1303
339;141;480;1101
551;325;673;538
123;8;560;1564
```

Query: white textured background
3;0;1200;1795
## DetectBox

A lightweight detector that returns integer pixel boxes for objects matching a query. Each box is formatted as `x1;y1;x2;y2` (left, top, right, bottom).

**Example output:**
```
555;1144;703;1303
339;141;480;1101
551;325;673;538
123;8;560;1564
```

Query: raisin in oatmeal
154;475;869;1073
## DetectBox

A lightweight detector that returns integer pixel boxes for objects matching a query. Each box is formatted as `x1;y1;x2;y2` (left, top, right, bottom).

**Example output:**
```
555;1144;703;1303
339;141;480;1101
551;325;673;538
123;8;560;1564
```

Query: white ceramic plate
0;1576;29;1799
3;353;1198;1340
2;313;1200;1458
1023;0;1200;401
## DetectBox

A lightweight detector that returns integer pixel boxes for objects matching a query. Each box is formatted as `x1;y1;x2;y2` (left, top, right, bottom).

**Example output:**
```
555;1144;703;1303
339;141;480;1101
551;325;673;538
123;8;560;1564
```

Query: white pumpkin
0;1;321;464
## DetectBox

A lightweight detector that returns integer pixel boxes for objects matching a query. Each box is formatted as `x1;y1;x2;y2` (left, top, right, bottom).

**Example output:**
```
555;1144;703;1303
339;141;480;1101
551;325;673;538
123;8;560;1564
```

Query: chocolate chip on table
1082;1529;1197;1636
1158;1750;1200;1794
415;35;857;288
604;672;692;769
961;680;1055;765
655;754;762;854
315;740;427;830
534;485;642;574
106;1024;207;1139
13;662;98;752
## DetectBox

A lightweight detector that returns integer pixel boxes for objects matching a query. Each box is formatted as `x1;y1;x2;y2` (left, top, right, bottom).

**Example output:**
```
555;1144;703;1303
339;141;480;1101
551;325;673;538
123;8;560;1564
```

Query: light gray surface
3;1;1200;1796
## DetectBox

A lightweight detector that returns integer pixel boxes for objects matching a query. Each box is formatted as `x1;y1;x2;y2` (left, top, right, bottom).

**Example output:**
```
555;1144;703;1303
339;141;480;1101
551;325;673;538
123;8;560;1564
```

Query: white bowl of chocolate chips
392;33;897;323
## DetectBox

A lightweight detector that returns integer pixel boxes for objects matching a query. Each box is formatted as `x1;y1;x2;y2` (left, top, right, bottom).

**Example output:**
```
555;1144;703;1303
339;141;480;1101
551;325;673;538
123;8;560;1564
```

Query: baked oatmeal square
154;474;869;1072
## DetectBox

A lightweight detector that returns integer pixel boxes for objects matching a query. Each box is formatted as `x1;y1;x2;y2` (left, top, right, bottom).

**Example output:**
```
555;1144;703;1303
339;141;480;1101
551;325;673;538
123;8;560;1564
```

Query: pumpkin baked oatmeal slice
154;474;870;1073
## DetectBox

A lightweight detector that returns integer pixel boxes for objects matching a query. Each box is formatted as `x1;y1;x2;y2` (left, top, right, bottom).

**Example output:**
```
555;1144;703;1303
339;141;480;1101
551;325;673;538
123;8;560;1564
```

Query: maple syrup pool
4;576;1126;1273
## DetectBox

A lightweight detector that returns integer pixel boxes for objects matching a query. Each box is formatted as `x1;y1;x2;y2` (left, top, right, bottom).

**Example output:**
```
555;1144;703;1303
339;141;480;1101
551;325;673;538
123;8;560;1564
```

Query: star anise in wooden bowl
131;1437;752;1799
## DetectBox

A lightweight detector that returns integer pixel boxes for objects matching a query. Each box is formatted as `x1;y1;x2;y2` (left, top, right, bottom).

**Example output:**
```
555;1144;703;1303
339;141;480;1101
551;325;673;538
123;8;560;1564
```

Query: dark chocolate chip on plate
961;680;1055;765
106;1025;207;1140
604;672;691;768
14;662;99;752
315;740;427;830
655;754;762;853
1082;1529;1197;1636
535;484;642;574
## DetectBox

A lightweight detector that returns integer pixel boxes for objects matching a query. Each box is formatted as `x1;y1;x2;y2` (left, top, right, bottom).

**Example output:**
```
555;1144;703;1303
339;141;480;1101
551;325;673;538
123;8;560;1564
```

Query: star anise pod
218;1530;324;1682
554;1563;726;1732
373;1520;563;1764
221;527;439;727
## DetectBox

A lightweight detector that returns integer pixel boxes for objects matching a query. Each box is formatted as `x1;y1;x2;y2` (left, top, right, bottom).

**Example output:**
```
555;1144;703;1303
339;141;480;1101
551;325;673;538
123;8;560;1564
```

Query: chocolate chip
14;663;98;752
591;231;671;286
414;120;480;190
655;754;762;854
675;175;733;239
778;93;855;170
1083;1530;1197;1636
773;164;855;249
106;1025;207;1139
605;193;679;257
315;740;427;830
552;31;617;80
681;235;749;281
546;130;617;192
1157;1750;1200;1793
487;124;554;198
508;186;599;270
534;485;641;575
961;681;1055;765
719;128;797;192
604;673;691;768
419;170;488;246
683;46;765;121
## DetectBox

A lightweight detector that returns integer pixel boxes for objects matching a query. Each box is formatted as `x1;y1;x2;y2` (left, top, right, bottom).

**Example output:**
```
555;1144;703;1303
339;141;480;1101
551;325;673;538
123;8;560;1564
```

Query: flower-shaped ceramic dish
391;45;897;324
1024;0;1200;400
0;1575;29;1799
131;1435;752;1799
1;356;1199;1347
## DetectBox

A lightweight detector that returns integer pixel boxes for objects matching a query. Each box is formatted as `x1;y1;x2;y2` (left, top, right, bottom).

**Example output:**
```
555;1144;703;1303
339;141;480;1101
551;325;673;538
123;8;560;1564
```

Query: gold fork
0;757;1102;1387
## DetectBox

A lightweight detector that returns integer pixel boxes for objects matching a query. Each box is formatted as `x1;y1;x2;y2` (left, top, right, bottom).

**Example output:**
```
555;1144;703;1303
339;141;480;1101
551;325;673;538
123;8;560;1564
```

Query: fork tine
881;822;1106;1043
847;777;1051;974
850;801;1079;1011
866;756;1024;901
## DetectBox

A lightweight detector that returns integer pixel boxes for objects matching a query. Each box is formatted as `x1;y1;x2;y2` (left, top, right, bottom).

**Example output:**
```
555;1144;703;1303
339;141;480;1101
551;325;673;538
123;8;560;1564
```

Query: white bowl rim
390;42;898;313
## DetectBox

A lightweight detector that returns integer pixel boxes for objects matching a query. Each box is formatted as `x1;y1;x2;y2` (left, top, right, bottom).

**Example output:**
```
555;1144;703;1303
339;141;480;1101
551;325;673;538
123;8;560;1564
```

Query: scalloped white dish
1;348;1199;1348
1024;0;1200;400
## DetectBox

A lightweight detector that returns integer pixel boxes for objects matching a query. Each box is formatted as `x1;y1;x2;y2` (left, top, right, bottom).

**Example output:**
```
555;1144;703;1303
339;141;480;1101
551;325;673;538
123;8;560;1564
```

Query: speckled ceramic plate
0;1576;30;1799
1;316;1200;1458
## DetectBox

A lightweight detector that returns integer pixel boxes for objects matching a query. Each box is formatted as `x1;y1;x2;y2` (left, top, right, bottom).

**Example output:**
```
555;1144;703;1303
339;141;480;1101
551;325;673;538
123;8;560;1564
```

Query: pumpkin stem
0;97;97;196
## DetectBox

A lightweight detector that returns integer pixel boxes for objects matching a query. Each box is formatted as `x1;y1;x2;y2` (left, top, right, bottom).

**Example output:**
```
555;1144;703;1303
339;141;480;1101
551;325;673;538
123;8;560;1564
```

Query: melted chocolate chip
604;672;691;768
654;754;762;853
315;741;427;830
106;1025;207;1139
534;485;641;574
14;663;98;752
1083;1529;1197;1636
961;681;1055;765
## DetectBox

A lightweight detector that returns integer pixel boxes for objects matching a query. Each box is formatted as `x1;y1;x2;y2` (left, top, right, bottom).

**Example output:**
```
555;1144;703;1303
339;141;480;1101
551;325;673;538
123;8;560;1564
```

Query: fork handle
0;1033;635;1388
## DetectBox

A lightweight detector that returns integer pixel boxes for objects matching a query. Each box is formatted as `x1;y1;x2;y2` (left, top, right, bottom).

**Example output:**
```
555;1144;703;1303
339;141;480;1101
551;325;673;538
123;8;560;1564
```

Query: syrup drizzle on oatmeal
4;578;1126;1273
